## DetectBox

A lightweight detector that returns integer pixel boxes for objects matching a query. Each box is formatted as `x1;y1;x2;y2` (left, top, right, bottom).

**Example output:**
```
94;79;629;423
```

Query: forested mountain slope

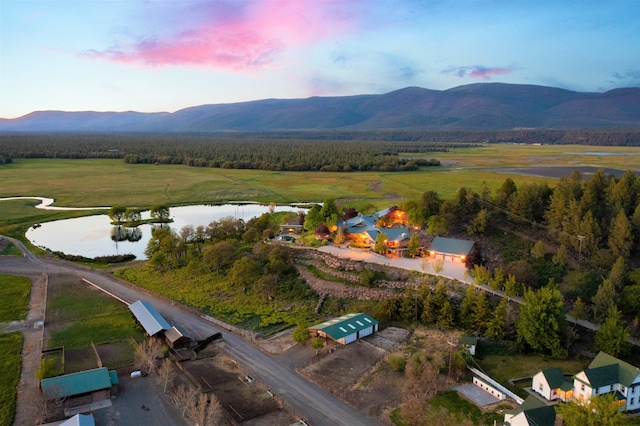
1;83;639;132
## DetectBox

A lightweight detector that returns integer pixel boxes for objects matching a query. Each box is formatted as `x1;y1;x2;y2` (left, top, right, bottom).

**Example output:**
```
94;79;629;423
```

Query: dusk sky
1;0;639;118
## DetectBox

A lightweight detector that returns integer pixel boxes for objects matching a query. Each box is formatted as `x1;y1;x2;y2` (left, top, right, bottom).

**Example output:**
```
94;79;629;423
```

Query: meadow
4;143;639;233
0;332;23;426
45;275;144;349
0;274;31;321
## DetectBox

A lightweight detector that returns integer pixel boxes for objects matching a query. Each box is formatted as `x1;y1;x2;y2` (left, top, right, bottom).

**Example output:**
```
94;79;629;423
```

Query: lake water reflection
26;204;304;260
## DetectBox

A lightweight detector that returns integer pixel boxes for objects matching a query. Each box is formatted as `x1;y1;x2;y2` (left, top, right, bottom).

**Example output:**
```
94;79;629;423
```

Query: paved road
0;236;377;426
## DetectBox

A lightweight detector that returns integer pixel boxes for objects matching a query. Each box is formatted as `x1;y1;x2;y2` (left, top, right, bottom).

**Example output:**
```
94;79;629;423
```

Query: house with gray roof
572;351;640;411
532;367;574;402
427;236;475;263
309;313;379;345
128;300;171;336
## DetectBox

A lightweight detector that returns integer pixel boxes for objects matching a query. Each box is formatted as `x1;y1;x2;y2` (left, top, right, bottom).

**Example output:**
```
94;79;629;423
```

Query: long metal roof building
128;300;171;336
309;313;379;345
41;367;115;400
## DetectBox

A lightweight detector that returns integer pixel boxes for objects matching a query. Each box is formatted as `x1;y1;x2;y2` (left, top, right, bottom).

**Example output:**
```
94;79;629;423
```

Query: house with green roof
572;351;640;411
427;236;475;263
308;313;379;345
504;395;557;426
41;367;118;402
532;367;574;402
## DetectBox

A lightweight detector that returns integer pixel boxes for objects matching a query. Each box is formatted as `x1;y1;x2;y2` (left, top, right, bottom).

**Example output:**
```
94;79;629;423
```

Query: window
581;384;585;391
539;383;544;391
631;398;635;405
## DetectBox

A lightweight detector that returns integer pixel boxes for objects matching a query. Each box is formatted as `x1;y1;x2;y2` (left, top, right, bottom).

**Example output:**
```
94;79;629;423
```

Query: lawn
45;275;144;349
0;332;23;426
0;274;31;322
476;343;588;398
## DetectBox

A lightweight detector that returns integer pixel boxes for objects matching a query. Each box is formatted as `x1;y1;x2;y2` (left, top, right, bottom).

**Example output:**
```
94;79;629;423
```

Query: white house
504;396;557;426
572;351;640;411
532;367;573;402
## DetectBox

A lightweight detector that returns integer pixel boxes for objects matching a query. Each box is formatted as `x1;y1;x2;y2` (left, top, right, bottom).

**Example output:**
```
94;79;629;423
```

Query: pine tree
608;210;633;259
472;293;490;332
595;305;630;357
608;256;627;290
421;292;436;324
485;298;507;340
592;279;616;323
437;300;455;330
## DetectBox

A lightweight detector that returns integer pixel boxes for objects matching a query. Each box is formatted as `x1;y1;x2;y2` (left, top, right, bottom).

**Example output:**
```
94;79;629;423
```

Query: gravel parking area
93;374;186;426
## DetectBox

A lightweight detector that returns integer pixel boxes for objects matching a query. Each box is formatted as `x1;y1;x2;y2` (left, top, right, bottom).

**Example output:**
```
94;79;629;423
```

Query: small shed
428;237;475;263
165;326;192;349
460;336;478;356
128;300;171;336
309;313;379;345
41;367;117;402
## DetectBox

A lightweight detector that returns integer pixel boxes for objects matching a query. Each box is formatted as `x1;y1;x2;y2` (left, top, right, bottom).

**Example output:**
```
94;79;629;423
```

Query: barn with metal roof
41;367;117;401
128;300;171;336
308;313;379;345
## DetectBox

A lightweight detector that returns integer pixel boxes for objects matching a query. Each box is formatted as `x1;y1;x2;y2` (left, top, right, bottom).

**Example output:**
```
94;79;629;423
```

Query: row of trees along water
108;204;171;226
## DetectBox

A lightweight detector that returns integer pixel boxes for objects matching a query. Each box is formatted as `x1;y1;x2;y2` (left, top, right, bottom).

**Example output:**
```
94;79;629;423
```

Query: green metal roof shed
41;367;116;400
309;313;379;345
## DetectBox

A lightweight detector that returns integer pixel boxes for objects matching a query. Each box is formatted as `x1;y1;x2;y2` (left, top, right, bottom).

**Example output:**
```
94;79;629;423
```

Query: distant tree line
0;132;457;172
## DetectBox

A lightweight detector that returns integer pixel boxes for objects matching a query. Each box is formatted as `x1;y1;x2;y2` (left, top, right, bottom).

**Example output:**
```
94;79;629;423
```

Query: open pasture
0;274;31;321
45;274;144;349
2;145;640;229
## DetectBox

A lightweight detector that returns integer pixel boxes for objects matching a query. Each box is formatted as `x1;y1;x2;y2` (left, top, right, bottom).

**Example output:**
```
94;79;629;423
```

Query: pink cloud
85;0;358;70
444;65;514;80
469;66;513;80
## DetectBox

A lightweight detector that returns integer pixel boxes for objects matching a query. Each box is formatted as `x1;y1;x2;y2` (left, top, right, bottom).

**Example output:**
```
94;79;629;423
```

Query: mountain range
2;83;639;132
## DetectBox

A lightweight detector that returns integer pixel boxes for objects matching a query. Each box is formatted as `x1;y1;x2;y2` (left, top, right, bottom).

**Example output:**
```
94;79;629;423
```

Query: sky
1;0;639;118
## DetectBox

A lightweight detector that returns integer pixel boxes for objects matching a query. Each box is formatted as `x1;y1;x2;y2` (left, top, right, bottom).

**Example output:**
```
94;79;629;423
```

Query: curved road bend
0;237;376;426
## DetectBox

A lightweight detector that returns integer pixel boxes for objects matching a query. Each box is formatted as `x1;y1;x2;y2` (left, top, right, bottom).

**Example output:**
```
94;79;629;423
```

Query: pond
26;204;305;260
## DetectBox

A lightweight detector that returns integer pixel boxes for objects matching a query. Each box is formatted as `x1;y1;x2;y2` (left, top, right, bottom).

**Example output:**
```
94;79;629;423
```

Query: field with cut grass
0;274;31;321
0;332;23;426
45;275;144;349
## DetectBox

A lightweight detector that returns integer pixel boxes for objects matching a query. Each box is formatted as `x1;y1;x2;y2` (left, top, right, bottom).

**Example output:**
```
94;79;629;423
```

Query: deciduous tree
556;393;632;426
516;284;566;358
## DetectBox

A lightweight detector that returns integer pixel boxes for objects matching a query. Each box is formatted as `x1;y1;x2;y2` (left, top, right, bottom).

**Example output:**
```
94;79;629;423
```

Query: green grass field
0;332;23;426
46;276;144;349
2;145;640;232
0;274;31;322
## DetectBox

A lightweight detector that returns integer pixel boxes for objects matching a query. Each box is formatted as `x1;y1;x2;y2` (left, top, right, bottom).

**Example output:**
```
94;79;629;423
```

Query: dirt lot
65;347;98;373
181;353;286;424
298;327;410;415
93;373;186;426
